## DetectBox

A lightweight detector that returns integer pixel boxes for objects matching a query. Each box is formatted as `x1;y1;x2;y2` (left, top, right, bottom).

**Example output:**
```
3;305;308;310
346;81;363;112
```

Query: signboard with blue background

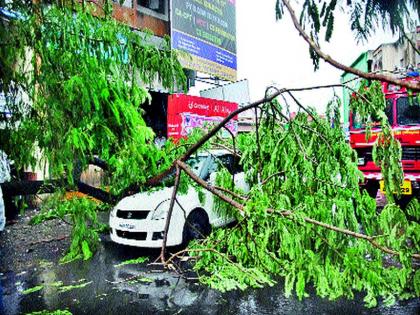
171;0;237;81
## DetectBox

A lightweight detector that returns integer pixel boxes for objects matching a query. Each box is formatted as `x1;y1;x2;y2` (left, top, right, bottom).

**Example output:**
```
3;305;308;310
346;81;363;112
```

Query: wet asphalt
0;210;419;315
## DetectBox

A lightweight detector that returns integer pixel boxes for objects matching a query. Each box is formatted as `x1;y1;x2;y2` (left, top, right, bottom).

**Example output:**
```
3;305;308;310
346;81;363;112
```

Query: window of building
113;0;133;8
137;0;168;20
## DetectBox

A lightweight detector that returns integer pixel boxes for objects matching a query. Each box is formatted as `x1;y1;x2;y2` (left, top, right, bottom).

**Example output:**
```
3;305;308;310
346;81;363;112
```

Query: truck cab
350;75;420;204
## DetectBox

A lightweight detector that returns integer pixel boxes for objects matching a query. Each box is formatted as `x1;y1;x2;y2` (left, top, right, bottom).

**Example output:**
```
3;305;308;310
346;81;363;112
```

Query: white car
109;150;247;248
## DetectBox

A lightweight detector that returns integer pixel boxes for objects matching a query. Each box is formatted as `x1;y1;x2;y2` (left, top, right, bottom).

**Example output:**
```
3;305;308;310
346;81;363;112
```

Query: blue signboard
171;0;237;81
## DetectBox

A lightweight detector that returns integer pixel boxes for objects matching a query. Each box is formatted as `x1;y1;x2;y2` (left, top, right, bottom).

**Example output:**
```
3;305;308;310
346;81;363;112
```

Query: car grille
116;230;147;241
356;146;420;163
116;210;149;220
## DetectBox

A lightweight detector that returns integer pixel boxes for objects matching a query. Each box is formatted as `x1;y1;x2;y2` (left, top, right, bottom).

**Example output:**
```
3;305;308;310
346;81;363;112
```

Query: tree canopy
277;0;419;41
0;0;192;260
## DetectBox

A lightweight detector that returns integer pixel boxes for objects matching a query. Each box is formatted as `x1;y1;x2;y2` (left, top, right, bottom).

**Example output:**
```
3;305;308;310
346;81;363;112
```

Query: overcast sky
191;0;404;114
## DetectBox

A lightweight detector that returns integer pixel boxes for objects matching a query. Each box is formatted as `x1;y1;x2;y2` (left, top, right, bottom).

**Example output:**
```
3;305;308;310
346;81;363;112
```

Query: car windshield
159;155;208;187
186;155;208;176
397;96;420;126
352;99;393;129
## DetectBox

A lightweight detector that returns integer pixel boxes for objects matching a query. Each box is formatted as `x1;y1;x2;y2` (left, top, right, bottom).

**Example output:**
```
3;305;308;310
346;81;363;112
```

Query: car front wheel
182;210;211;244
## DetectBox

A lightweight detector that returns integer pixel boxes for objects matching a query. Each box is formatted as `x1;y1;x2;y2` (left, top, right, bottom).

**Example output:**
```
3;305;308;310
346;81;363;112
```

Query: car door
203;153;246;227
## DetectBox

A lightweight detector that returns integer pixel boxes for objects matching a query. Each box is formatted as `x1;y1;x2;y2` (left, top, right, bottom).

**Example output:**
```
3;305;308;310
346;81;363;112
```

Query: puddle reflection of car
109;150;247;248
112;264;200;310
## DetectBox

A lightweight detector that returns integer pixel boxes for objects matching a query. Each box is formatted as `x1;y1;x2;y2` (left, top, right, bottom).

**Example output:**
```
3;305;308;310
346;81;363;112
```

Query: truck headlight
357;157;365;166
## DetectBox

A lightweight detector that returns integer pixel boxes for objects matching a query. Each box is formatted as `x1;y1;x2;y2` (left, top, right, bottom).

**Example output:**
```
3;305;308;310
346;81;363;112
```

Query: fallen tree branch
210;142;241;157
178;160;420;260
29;235;68;246
271;210;420;259
177;160;245;215
120;81;372;199
214;186;247;201
281;0;420;91
121;83;354;197
159;165;181;263
261;171;285;186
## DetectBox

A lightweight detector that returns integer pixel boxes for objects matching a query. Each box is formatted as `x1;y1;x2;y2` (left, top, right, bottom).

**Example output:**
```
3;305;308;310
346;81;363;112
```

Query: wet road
0;212;419;315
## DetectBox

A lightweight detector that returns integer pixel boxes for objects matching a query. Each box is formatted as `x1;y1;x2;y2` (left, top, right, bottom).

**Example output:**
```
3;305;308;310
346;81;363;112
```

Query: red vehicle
349;74;420;206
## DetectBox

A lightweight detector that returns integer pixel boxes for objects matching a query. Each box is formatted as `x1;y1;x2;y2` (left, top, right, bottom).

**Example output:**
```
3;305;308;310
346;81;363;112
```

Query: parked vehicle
109;150;247;248
349;74;420;206
0;150;11;231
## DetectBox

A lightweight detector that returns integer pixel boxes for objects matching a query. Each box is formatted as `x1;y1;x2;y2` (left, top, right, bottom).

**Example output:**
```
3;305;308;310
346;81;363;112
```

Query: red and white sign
167;94;238;140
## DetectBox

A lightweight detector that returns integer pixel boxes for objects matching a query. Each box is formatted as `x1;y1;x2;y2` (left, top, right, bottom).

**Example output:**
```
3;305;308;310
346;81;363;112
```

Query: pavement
0;209;419;315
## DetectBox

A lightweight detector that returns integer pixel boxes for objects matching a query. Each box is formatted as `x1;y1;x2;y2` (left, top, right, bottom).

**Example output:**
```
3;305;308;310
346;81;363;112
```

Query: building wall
371;29;419;72
112;0;169;37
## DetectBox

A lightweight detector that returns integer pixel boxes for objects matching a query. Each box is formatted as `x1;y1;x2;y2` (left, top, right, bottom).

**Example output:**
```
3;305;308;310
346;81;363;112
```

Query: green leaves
22;285;44;295
114;256;149;267
0;3;190;263
1;4;186;190
31;193;106;263
351;80;404;202
188;97;418;306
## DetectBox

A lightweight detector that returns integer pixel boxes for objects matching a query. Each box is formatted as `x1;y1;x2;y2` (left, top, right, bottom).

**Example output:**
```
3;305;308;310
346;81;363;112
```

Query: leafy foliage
1;0;419;308
25;311;72;315
189;97;419;306
1;3;185;185
275;0;420;69
0;1;188;260
31;193;106;263
57;281;92;293
22;285;44;295
350;80;403;201
114;256;149;267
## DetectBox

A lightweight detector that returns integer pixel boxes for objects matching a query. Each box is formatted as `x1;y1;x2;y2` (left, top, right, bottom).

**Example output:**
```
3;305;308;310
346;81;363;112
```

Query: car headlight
151;202;169;220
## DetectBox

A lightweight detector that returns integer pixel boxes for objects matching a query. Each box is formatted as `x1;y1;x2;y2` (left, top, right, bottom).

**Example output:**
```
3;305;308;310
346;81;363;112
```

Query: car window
186;155;207;176
160;155;207;186
205;154;243;179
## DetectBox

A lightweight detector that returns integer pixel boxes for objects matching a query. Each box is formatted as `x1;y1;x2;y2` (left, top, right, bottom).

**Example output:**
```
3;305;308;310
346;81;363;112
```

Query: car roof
196;149;233;157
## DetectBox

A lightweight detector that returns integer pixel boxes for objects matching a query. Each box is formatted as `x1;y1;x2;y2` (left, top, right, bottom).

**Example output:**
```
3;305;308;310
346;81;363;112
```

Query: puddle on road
1;240;419;315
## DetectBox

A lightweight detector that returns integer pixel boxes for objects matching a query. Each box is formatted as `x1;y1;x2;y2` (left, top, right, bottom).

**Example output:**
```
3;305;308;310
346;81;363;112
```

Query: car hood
115;187;176;211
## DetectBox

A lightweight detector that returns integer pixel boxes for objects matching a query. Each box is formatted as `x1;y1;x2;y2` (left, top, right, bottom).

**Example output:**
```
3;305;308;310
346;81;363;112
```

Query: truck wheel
395;195;411;209
363;181;379;199
182;210;211;244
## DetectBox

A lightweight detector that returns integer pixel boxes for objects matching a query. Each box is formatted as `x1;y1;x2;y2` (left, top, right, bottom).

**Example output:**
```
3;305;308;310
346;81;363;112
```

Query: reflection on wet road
1;236;419;315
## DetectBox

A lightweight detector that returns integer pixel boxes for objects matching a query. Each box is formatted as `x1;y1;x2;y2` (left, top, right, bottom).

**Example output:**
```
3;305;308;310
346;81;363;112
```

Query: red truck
350;74;420;206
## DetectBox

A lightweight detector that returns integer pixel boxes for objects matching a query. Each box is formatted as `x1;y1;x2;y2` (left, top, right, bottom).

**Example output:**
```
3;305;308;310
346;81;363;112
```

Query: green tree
163;85;419;307
0;0;189;261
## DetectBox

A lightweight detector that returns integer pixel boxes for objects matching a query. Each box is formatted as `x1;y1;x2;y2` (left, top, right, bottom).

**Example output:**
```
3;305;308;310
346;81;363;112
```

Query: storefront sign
167;94;238;140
